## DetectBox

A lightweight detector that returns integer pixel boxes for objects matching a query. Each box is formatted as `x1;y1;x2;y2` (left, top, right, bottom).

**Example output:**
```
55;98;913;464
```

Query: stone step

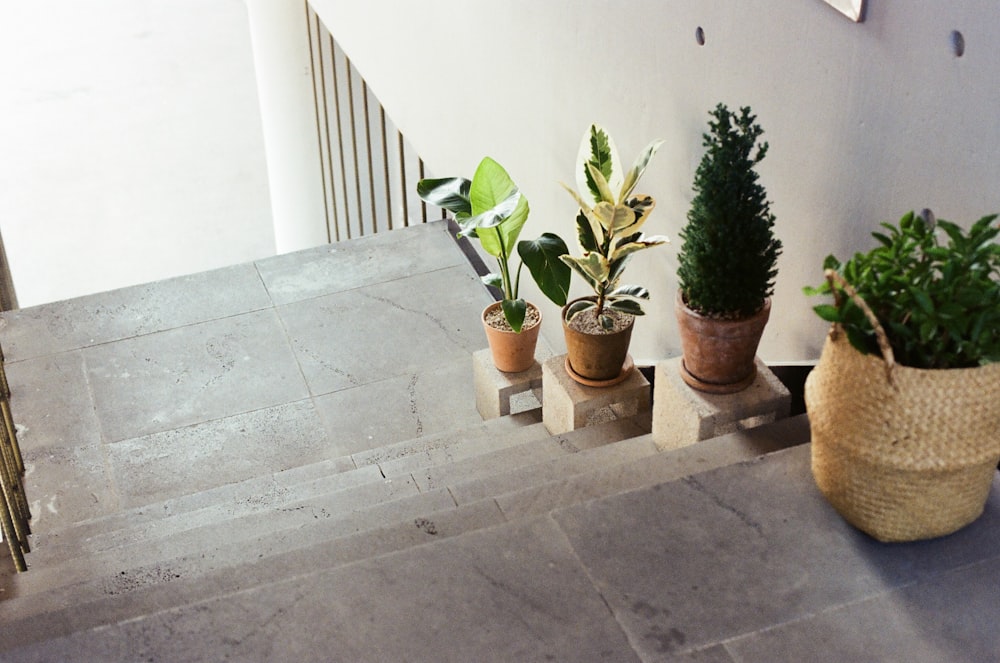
12;415;648;596
27;410;548;564
486;413;810;520
0;414;806;653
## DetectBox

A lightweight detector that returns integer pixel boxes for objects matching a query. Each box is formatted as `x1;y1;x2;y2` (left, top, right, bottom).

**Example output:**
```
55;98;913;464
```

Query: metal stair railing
304;3;443;243
0;342;31;572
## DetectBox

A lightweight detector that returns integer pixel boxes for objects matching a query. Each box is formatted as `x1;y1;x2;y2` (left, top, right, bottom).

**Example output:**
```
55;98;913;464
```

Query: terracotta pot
675;290;770;394
482;301;541;373
561;297;635;384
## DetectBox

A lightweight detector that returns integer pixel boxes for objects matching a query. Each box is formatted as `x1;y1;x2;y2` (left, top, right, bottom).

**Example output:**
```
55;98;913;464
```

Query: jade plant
417;156;570;331
560;124;669;329
677;103;782;318
805;210;1000;369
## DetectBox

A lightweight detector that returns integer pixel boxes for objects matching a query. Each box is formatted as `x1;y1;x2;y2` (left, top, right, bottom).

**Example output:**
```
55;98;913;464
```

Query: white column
245;0;328;253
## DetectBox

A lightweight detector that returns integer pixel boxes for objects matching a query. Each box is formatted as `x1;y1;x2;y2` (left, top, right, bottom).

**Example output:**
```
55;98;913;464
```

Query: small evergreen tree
677;104;782;318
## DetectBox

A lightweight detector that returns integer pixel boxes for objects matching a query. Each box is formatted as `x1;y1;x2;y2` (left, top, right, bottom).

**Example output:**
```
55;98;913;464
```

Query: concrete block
542;355;650;435
473;348;543;419
652;356;790;451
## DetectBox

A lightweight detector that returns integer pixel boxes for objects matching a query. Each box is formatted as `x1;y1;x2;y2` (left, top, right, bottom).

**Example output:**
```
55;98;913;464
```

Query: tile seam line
544;511;645;662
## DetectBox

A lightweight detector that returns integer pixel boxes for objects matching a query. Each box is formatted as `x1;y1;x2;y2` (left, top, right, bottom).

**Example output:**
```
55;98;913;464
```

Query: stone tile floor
0;221;998;661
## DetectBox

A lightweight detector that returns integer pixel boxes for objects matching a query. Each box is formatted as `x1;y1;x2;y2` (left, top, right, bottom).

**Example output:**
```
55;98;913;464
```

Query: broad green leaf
469;157;516;214
518;233;571;306
606;255;633;290
467;157;529;257
501;298;527;333
586;163;617;205
592;202;634;233
576;124;623;205
563;252;610;283
610;285;649;299
802;284;830;296
607;298;645;316
481;273;502;290
415;177;472;215
575;211;599;253
623;196;656;233
610;235;669;262
560;253;606;290
812;304;841;322
564;298;595;322
909;287;934;314
618;139;664;201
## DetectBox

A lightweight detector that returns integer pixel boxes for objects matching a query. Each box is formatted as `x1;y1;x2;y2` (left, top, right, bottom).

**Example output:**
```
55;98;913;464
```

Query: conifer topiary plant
677;103;782;318
675;103;782;393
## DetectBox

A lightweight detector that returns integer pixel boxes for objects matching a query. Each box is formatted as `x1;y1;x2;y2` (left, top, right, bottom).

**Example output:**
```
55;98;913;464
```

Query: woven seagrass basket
806;327;1000;542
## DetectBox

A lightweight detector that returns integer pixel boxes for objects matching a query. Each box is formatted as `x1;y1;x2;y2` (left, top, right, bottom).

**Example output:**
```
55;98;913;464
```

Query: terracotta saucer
564;354;635;387
678;358;756;394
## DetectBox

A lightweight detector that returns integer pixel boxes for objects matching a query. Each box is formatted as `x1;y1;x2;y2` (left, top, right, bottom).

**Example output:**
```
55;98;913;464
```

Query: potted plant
559;124;668;384
417;156;570;372
804;210;1000;542
675;103;782;393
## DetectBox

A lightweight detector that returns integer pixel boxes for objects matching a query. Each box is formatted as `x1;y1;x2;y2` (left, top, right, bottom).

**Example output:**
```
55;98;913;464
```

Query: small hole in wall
695;26;705;46
951;30;965;57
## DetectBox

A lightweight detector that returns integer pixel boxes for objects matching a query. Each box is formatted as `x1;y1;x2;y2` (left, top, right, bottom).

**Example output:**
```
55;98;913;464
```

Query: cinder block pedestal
542;355;651;435
473;348;544;419
653;356;790;451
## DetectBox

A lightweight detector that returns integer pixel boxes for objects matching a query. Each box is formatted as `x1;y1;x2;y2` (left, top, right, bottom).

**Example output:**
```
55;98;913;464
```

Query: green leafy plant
805;211;1000;369
417;156;570;332
677;103;782;318
560;124;668;329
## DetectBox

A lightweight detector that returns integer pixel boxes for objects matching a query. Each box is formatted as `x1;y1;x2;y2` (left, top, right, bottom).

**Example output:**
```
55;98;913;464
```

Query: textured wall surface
0;0;274;307
310;0;1000;362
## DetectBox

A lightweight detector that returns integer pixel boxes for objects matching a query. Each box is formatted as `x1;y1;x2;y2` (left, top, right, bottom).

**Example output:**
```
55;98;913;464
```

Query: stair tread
28;411;548;560
3;414;809;642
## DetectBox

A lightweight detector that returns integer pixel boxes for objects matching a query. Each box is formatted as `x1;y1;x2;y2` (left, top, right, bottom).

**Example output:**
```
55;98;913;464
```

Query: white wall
0;0;274;307
310;0;1000;363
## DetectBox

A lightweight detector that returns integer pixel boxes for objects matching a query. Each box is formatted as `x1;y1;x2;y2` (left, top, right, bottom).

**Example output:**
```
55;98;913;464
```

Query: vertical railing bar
0;227;17;311
316;15;347;242
305;3;334;243
381;107;393;231
345;56;363;239
329;35;350;241
362;80;377;234
398;130;409;228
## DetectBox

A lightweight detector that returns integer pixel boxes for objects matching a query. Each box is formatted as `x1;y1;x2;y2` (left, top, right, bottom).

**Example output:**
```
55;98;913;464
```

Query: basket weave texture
806;329;1000;542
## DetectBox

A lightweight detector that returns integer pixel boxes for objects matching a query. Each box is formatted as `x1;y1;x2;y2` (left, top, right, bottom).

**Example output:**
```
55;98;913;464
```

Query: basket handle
824;269;896;384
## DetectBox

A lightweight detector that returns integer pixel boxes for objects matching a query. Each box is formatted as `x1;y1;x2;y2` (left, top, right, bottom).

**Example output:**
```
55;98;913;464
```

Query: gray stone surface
278;265;489;395
0;499;509;652
84;308;309;442
1;517;642;663
725;556;1000;663
254;221;469;306
553;445;1000;660
311;356;484;457
104;399;334;508
5;350;101;449
0;263;272;361
20;443;120;531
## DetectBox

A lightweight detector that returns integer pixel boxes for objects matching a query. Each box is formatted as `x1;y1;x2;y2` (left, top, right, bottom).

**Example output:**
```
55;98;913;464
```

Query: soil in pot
482;301;541;373
562;303;635;384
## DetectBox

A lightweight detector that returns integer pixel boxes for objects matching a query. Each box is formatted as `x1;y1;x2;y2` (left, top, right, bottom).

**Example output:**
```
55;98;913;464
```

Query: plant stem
496;233;513;300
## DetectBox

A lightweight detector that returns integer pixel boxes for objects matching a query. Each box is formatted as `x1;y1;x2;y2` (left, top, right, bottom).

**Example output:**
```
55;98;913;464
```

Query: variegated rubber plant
417;156;570;332
560;125;669;329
